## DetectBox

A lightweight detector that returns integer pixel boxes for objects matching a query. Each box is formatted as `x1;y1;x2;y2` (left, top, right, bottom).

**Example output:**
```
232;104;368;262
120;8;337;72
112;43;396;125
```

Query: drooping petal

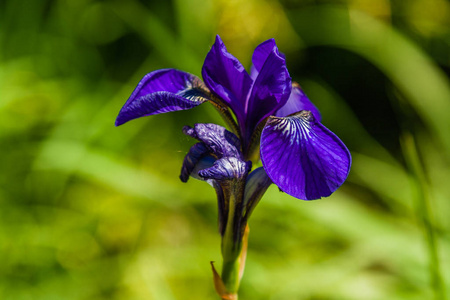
183;123;243;159
199;157;251;181
181;123;252;237
245;46;291;138
201;35;253;124
178;145;229;234
260;111;351;200
115;69;210;126
180;142;212;182
250;39;286;79
275;83;321;122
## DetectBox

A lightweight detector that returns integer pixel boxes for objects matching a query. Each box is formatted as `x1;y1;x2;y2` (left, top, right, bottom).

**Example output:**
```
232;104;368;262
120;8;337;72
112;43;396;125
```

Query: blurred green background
1;0;450;299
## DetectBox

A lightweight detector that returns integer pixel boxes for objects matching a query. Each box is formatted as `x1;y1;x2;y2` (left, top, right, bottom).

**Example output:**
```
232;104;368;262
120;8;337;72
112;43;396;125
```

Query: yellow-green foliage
1;0;449;299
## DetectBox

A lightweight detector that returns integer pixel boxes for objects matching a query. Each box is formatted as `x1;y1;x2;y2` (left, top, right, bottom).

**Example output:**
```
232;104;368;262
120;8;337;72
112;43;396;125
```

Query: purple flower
116;35;351;200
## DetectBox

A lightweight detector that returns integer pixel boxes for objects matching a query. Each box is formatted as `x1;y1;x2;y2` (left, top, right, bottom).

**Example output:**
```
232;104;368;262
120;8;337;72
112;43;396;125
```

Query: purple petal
115;69;210;126
180;143;212;182
178;146;228;234
245;46;291;137
183;123;242;159
250;39;286;79
199;157;251;181
243;167;272;218
260;111;351;200
275;83;322;122
201;35;253;124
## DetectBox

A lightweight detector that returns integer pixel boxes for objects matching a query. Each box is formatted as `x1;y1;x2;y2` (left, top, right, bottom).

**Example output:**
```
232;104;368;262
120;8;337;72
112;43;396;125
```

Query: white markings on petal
260;111;351;200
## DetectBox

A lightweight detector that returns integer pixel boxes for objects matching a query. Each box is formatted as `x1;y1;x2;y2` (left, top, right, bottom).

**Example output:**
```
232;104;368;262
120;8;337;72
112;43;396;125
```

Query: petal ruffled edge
115;69;210;126
260;111;351;200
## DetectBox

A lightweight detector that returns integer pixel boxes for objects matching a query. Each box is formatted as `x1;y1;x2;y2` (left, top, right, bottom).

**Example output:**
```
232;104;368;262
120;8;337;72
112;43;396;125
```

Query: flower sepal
260;110;351;200
115;69;213;126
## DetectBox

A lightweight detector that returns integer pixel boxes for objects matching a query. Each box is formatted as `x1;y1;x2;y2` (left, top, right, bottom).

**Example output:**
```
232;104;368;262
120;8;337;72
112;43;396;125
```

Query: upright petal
250;39;286;79
260;111;351;200
201;35;253;124
115;69;210;126
275;83;322;121
245;46;291;138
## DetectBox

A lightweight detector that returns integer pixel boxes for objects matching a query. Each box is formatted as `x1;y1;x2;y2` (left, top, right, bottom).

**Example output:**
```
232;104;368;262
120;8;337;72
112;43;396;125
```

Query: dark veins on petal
183;123;243;159
115;69;211;126
260;111;351;200
180;123;252;237
180;143;211;182
181;123;252;182
199;156;251;181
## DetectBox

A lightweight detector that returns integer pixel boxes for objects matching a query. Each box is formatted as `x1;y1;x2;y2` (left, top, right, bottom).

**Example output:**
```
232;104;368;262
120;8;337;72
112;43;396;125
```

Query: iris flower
116;35;351;297
116;35;350;200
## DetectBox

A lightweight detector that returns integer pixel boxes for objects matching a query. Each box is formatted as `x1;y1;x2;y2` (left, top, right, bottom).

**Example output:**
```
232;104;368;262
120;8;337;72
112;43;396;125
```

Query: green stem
221;189;243;293
401;133;446;300
219;180;247;298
